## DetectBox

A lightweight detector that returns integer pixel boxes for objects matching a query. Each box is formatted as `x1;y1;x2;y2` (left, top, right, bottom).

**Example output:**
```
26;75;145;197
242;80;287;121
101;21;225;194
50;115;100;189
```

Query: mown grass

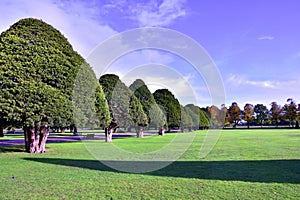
0;129;299;199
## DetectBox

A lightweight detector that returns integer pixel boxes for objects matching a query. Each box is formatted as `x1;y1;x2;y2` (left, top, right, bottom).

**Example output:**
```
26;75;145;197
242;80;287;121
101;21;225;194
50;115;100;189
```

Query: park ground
0;129;299;199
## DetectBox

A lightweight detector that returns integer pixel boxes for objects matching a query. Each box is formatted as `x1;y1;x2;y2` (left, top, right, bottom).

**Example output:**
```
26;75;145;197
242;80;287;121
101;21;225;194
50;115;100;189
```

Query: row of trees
0;18;211;153
3;18;297;154
208;99;300;128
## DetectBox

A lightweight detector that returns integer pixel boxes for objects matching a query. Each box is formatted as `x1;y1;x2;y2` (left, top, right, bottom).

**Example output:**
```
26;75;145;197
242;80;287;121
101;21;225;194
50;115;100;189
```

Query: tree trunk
0;127;4;137
24;124;49;153
136;126;144;138
39;126;49;153
296;121;299;129
105;122;118;143
158;126;165;136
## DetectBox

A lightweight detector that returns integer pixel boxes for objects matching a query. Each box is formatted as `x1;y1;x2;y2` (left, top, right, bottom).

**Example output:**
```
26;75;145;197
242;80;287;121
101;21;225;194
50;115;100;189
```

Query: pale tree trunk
158;126;165;136
105;128;113;143
136;126;144;138
24;124;49;153
39;126;49;153
105;122;118;143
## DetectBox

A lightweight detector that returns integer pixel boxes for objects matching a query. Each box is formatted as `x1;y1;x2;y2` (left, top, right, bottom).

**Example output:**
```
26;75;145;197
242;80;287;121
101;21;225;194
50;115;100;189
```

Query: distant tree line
207;99;300;129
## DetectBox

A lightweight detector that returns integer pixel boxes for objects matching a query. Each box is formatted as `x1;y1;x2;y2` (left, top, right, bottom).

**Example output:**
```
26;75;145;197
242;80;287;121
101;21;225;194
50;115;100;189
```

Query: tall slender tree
243;103;254;128
270;102;282;127
283;98;297;127
228;102;241;128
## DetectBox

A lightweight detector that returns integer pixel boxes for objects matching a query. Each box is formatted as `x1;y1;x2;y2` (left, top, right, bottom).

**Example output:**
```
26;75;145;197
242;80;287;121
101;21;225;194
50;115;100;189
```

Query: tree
94;83;111;129
254;104;268;127
153;89;181;131
228;102;241;128
270;102;282;127
180;106;193;132
72;62;110;133
243;103;254;128
0;18;83;152
99;74;148;141
129;79;166;131
283;98;297;127
185;104;210;129
208;105;226;128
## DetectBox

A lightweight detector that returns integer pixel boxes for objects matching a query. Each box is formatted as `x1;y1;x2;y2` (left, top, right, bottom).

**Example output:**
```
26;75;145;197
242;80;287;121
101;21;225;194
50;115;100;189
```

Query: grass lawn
0;129;299;199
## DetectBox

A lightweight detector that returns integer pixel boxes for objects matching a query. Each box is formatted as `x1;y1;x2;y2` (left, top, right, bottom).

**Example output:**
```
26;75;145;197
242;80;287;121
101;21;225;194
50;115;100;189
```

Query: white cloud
258;36;274;40
227;74;300;89
102;0;188;27
135;0;187;27
0;0;117;57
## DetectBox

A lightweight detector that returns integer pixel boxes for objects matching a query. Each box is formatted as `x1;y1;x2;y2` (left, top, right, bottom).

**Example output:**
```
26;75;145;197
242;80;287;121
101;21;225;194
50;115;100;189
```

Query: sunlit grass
0;129;299;199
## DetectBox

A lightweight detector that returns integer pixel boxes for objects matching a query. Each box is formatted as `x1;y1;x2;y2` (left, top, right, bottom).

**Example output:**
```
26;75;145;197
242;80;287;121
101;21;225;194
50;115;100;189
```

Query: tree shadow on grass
23;158;300;184
0;145;25;153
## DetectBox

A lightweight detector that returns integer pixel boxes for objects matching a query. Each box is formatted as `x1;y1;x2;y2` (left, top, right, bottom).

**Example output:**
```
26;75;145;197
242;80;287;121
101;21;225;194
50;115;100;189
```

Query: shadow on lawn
23;158;300;184
0;145;25;153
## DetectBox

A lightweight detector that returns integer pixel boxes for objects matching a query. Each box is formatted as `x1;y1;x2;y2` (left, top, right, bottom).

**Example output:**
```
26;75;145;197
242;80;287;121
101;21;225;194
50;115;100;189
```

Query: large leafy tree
254;104;269;127
270;102;282;127
0;18;88;152
243;103;254;128
129;79;166;131
283;98;297;127
99;74;148;141
228;102;241;128
153;89;181;131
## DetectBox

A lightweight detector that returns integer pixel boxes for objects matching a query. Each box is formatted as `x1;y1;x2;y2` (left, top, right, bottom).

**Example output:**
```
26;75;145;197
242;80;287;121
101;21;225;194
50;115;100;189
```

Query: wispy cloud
134;0;187;27
257;36;274;40
227;74;300;89
102;0;188;27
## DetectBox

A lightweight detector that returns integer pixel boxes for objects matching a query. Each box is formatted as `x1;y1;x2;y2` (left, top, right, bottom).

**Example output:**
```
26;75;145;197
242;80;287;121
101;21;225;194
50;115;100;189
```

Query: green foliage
0;18;84;129
72;62;110;129
185;104;210;128
254;104;268;126
99;74;147;128
180;106;193;130
95;83;111;128
130;79;166;128
153;89;181;129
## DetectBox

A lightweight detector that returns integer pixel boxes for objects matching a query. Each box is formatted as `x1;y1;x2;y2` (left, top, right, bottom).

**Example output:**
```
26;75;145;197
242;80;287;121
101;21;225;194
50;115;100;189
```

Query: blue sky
1;0;300;108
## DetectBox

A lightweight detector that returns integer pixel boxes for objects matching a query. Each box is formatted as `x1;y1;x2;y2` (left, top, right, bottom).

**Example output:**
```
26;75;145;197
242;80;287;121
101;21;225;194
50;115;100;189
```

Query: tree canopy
99;74;148;139
0;18;104;151
129;79;166;129
153;89;181;130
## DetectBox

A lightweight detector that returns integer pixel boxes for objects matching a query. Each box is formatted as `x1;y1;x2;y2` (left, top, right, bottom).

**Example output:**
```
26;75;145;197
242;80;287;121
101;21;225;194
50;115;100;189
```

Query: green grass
0;129;299;199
